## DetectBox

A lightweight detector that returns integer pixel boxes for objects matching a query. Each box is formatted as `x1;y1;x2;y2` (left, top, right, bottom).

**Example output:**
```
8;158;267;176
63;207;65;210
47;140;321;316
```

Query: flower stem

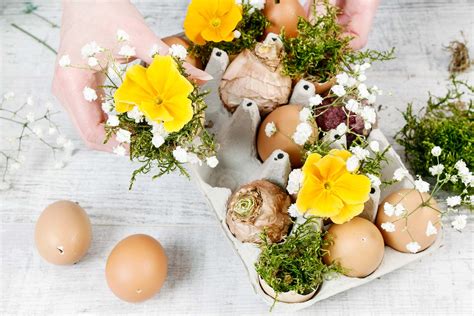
10;23;57;55
31;12;59;28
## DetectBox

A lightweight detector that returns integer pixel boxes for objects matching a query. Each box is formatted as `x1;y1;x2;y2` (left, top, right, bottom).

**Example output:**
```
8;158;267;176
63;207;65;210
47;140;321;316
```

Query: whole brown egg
376;189;441;253
162;36;202;69
105;234;168;303
324;217;385;278
35;200;92;265
257;104;317;168
263;0;306;38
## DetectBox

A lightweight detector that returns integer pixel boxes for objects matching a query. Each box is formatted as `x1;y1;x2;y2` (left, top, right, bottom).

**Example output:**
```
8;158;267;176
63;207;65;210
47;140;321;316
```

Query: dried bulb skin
226;180;292;243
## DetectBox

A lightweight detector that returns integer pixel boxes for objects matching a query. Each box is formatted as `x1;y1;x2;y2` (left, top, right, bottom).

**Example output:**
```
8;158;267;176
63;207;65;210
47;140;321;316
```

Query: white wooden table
1;0;473;314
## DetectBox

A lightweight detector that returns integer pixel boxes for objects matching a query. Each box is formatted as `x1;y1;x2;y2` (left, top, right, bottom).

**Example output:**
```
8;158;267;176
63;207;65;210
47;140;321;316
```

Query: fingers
52;66;121;152
338;0;379;50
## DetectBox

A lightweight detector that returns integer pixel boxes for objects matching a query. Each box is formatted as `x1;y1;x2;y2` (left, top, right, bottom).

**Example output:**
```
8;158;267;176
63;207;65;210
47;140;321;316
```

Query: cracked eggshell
106;234;168;303
35;200;92;265
324;217;384;278
376;189;441;253
257;104;317;168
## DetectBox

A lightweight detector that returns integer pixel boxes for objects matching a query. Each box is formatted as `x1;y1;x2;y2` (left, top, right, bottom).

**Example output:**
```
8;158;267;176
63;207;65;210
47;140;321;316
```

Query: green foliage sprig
255;217;342;304
188;3;269;65
281;0;394;82
395;76;473;193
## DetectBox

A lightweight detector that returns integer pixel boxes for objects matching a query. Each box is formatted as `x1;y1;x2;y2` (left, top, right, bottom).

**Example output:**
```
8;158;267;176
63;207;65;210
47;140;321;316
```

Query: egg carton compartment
190;48;443;312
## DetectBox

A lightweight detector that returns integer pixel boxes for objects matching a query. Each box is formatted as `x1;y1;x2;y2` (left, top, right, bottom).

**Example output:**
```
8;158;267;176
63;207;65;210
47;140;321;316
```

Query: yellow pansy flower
296;149;371;224
184;0;242;45
114;55;194;133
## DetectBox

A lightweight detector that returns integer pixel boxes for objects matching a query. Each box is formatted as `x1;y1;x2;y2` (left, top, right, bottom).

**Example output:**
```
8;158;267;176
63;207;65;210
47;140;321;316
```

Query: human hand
52;0;211;152
305;0;380;50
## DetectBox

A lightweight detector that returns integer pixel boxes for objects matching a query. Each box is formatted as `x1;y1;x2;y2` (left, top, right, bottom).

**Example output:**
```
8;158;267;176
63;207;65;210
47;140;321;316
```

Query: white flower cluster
237;0;265;12
288;203;301;218
345;140;381;174
171;146;219;168
292;108;314;145
265;121;276;137
169;44;188;60
286;168;303;195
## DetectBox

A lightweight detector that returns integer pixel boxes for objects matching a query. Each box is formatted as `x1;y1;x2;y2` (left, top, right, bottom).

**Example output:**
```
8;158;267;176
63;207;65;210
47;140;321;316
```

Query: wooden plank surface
1;0;473;314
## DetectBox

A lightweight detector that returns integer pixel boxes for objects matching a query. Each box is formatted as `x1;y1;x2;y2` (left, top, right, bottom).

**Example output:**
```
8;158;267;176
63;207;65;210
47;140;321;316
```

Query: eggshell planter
190;48;443;312
259;277;318;304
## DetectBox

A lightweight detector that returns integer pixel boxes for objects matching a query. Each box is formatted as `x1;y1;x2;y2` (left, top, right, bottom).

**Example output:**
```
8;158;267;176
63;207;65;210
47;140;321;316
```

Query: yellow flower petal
301;153;322;179
329;149;352;162
296;175;324;211
114;65;155;113
307;190;344;217
315;155;346;182
218;5;242;37
138;100;173;122
163;100;193;132
330;204;365;224
332;173;371;205
184;10;209;45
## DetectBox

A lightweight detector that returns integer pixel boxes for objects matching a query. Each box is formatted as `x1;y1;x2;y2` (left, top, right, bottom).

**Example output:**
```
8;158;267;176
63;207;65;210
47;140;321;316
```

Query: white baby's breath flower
116;129;131;143
113;145;127;156
118;45;136;57
63;140;75;154
335;122;347;136
116;29;130;42
106;115;120;127
446;195;462;207
425;221;438;236
451;215;467;231
429;164;444;176
414;176;430;193
101;101;113;114
309;95;323;107
406;241;421;253
87;57;99;67
127;107;144;123
151;122;169;138
393;167;409;181
265;121;277;137
331;84;346;97
169;44;188;60
45;102;54;111
394;203;406;216
288;203;300;218
299;107;312;122
173;146;188;163
287;169;303;195
10;162;20;171
359;106;376;129
83;86;98;102
0;181;11;191
26;96;34;106
48;127;57;135
233;30;242;38
336;72;349;86
237;0;265;10
54;160;65;169
367;94;376;104
152;135;165;148
56;135;67;146
454;160;467;172
367;174;381;188
206;156;219;168
346;156;360;172
149;44;161;57
59;55;71;67
345;99;359;113
81;41;102;58
381;222;396;232
3;92;15;100
384;202;395;216
360;62;371;71
358;83;370;99
431;146;442;157
292;122;312;145
351;146;370;161
357;73;367;82
369;140;380;152
26;112;35;123
33;126;43;137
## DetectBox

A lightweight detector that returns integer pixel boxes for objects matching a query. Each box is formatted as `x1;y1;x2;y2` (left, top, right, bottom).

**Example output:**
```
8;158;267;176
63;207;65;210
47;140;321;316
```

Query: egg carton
190;48;443;312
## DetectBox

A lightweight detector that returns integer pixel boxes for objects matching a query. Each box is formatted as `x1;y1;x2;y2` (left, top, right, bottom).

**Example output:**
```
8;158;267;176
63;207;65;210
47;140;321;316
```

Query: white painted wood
0;0;473;314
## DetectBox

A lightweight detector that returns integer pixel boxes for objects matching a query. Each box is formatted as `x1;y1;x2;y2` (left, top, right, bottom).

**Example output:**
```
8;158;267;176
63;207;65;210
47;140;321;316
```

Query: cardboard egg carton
190;48;443;312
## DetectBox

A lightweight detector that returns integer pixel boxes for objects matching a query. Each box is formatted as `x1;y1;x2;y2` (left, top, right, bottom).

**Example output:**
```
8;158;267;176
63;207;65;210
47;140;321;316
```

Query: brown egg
376;189;441;253
257;104;317;168
162;36;202;69
106;234;168;303
263;0;306;38
35;200;92;265
324;217;384;278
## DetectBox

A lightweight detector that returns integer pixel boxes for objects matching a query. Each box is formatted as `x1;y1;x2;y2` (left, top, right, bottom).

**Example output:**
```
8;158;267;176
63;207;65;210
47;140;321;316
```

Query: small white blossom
152;135;165;148
56;135;67;146
265;122;277;137
288;204;300;218
206;156;219;168
116;129;131;143
106;115;120;127
454;160;467;172
384;202;395;216
299;108;312;122
425;221;438;237
287;169;303;195
10;162;20;171
233;30;241;38
351;146;370;161
331;84;346;97
292;122;313;145
116;29;130;42
45;102;54;111
393;168;409;181
118;45;136;57
357;73;367;82
359;106;376;129
3;92;15;100
173;146;188;163
446;195;462;207
48;127;57;135
25;96;34;106
335;122;347;136
0;181;12;191
63;140;75;154
429;164;444;176
345;99;359;113
309;95;323;107
149;44;160;57
151;122;169;138
336;73;350;86
113;145;126;156
360;62;371;71
83;86;98;102
394;203;406;216
26;112;35;123
33;126;43;137
369;140;380;152
406;241;421;253
127;106;144;123
169;44;188;60
367;174;381;188
346;156;360;172
237;0;265;10
431;146;442;157
381;222;396;232
414;176;430;193
451;215;467;231
54;160;65;169
101;101;113;114
87;57;99;67
358;83;370;99
81;41;102;58
367;94;376;104
59;55;71;67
